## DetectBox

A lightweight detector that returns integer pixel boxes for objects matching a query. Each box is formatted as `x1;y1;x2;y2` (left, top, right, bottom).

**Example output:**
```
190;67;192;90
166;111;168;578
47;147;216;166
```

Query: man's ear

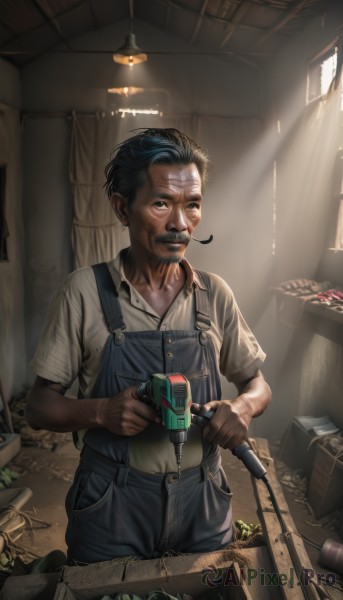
110;193;129;226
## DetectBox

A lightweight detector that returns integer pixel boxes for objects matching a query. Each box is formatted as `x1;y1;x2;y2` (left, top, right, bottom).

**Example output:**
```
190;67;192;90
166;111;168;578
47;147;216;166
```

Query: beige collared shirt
30;249;266;471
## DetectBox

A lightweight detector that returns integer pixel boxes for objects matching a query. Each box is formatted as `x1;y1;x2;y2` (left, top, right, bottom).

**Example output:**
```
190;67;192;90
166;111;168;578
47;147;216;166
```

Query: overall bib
65;263;233;564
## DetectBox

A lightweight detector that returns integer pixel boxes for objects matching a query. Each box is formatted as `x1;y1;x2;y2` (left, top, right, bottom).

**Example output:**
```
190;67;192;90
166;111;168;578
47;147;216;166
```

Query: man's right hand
101;386;160;436
25;376;160;436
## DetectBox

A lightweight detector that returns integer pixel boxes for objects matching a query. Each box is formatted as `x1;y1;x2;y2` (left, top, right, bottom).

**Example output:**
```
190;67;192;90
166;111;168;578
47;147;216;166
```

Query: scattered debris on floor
318;433;343;458
0;468;20;489
0;387;74;586
275;457;342;532
9;453;74;483
0;503;53;587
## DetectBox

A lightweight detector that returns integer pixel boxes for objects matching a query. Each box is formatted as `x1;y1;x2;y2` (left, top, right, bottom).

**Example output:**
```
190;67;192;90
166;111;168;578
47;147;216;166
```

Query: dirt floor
1;434;343;598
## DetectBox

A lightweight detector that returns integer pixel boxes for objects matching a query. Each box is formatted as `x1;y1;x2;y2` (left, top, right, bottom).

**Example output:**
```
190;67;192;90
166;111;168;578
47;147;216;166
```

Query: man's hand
191;369;271;450
25;376;160;436
100;386;160;436
191;398;249;450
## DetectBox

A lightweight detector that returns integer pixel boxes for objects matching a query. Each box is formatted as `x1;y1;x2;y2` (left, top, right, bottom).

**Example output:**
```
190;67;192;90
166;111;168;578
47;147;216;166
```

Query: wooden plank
251;438;322;600
243;545;284;599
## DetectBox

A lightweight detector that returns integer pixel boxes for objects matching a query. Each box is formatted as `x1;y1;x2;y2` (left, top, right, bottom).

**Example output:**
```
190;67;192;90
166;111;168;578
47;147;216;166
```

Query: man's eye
154;201;167;208
188;202;200;209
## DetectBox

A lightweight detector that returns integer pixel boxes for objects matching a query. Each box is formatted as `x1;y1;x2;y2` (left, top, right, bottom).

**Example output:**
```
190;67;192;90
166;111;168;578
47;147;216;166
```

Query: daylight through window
307;44;343;108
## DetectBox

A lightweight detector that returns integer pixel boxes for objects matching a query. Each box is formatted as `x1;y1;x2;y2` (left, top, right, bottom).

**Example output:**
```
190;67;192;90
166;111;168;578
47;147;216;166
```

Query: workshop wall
0;59;26;399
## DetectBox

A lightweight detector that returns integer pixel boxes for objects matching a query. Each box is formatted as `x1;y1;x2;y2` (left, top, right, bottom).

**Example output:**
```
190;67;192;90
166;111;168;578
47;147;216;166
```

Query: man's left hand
191;397;250;450
191;369;271;450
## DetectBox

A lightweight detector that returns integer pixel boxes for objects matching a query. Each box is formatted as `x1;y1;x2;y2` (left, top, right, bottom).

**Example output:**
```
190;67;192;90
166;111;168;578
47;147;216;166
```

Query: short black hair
104;128;209;204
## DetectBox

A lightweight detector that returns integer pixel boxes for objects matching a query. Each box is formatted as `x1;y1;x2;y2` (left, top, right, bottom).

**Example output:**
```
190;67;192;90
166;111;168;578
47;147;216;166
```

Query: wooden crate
307;443;343;519
278;419;316;476
59;551;253;600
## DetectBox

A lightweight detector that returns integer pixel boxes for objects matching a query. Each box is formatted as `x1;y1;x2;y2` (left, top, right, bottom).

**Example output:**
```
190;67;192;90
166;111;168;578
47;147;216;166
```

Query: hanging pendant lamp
113;30;148;67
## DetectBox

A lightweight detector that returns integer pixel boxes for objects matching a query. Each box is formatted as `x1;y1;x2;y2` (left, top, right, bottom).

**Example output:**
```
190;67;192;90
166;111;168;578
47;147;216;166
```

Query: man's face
126;163;202;264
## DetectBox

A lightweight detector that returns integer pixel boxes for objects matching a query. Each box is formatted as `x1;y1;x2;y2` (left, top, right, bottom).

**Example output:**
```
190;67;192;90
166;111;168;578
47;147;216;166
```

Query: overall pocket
208;465;233;500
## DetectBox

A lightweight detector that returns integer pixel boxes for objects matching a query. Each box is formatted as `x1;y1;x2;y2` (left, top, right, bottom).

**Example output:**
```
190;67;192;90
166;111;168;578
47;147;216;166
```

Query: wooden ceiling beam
254;0;311;48
189;0;209;45
217;0;235;19
33;0;70;47
154;0;264;32
220;0;251;48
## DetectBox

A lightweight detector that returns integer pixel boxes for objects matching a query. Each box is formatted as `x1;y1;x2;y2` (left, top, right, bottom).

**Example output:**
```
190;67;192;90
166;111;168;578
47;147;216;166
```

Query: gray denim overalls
65;263;233;564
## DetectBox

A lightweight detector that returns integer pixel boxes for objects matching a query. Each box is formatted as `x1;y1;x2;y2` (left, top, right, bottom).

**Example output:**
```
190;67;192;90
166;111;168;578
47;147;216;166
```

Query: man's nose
166;208;188;231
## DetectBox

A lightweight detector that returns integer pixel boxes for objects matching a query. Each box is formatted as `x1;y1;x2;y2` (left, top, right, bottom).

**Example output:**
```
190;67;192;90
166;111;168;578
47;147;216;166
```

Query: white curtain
69;112;128;269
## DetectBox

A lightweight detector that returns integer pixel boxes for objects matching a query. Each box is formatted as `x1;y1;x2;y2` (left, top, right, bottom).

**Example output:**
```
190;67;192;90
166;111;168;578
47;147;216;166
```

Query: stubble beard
157;256;183;265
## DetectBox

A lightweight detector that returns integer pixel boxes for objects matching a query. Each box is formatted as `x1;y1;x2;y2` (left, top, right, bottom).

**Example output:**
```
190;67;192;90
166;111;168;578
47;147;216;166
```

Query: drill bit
170;431;187;479
174;442;183;478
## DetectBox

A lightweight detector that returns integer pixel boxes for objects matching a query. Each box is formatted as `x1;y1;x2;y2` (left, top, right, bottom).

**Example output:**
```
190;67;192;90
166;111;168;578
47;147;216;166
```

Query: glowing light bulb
129;56;134;67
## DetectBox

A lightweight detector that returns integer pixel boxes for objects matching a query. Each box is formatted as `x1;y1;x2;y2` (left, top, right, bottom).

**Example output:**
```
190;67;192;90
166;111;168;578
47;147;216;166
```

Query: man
26;128;271;565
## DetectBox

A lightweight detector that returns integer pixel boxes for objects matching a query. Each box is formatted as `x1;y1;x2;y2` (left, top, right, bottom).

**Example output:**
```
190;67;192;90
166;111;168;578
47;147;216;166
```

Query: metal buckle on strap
113;329;125;345
195;321;209;346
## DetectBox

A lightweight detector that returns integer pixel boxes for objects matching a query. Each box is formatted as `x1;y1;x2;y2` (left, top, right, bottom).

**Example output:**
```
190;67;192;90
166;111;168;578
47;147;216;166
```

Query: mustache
192;235;213;244
156;233;191;244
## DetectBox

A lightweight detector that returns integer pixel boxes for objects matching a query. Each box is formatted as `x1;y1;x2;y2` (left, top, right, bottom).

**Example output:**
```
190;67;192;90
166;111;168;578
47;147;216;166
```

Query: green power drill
137;372;268;483
137;373;192;478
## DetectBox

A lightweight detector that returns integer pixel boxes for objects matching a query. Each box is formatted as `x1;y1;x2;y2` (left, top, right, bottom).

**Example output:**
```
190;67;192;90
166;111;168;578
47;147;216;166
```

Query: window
307;43;343;107
0;165;8;261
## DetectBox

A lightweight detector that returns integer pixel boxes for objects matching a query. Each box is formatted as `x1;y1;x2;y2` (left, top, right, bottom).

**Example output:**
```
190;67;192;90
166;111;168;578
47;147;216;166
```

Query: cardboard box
307;443;343;518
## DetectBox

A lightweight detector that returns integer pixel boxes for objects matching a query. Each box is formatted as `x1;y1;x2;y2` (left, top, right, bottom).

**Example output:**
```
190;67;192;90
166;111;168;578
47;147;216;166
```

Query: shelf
272;288;343;344
304;300;343;324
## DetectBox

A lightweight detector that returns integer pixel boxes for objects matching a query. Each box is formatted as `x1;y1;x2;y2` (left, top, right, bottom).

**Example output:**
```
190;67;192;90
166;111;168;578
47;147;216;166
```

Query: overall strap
91;263;126;333
193;269;211;332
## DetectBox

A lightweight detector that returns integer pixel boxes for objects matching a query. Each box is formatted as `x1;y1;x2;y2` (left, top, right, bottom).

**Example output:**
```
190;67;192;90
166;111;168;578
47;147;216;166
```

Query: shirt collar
109;248;207;293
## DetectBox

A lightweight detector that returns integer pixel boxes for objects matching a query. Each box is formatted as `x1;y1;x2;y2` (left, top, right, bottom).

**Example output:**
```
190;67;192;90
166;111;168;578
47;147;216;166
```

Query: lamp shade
113;32;148;67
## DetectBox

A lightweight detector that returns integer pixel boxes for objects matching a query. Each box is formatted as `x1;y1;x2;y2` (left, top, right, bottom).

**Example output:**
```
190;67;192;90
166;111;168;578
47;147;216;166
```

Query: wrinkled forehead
144;162;203;189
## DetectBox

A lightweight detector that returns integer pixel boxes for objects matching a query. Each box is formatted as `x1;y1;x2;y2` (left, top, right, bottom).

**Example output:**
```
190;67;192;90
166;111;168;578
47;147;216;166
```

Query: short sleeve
29;274;84;388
